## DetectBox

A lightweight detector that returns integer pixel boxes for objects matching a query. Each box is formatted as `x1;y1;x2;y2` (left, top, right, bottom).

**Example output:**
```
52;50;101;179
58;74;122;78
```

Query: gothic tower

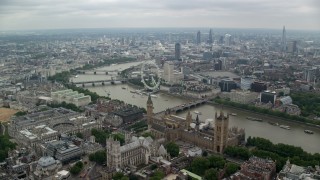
124;131;132;145
106;137;121;168
195;115;200;131
186;110;192;130
213;110;229;154
147;94;154;130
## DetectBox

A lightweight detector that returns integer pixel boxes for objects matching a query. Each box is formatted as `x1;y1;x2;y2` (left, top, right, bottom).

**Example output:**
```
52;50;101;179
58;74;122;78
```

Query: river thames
71;62;320;153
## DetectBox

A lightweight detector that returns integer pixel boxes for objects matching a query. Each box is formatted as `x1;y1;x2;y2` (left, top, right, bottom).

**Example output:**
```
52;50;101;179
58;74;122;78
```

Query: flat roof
38;96;53;101
57;170;70;176
180;169;202;180
198;71;240;79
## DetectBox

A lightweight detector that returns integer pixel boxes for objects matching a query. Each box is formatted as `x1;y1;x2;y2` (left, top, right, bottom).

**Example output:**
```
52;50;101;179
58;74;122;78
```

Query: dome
38;156;56;167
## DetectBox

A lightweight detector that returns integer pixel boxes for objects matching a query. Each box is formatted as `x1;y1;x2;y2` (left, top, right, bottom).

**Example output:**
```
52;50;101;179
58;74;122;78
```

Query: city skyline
0;0;320;31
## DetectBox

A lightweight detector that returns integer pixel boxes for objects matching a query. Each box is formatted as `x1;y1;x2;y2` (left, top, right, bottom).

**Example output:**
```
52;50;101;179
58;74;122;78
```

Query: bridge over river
155;98;210;116
71;77;127;87
77;69;120;75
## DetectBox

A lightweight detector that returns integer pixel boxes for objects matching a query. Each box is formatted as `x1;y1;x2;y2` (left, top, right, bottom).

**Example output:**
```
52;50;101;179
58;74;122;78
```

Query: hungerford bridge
71;77;127;87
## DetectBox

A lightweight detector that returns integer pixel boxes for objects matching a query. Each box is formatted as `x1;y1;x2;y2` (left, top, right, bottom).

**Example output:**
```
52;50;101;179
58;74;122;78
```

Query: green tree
150;164;158;170
150;170;165;180
0;135;16;161
225;163;239;176
204;168;218;180
75;132;83;139
141;132;155;139
48;71;71;84
14;111;27;116
190;157;210;175
246;136;319;172
70;161;84;175
165;142;180;157
202;151;208;157
89;150;106;164
113;172;129;180
224;146;250;160
278;91;284;96
112;133;125;145
91;129;109;145
208;155;226;169
48;102;83;112
128;174;139;180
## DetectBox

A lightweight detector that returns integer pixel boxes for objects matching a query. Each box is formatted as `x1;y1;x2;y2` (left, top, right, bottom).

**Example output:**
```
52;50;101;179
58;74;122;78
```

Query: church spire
186;110;192;130
195;114;200;131
147;94;153;105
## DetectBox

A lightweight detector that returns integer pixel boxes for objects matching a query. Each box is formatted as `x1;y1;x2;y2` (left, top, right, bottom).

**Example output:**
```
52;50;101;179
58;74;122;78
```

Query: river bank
208;101;320;129
72;61;320;153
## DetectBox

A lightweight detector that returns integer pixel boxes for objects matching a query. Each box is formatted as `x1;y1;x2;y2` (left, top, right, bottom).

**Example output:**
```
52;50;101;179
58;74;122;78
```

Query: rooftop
113;107;143;117
38;156;57;167
180;169;202;180
198;71;240;79
12;107;77;126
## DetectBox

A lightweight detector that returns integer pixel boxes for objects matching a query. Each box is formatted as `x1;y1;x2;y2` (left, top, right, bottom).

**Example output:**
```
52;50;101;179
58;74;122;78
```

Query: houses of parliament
102;96;246;179
146;95;245;153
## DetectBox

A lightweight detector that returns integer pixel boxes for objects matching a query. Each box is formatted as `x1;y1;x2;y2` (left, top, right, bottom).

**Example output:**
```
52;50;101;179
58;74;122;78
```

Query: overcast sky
0;0;319;31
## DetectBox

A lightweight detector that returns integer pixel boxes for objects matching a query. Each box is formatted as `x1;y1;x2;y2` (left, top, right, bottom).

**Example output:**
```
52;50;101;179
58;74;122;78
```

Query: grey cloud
0;0;319;30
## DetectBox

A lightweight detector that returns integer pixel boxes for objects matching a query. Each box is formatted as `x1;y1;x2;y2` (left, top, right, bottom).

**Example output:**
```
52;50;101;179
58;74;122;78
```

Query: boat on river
246;117;263;122
194;111;202;115
268;121;279;126
230;113;237;116
304;130;314;134
280;125;291;130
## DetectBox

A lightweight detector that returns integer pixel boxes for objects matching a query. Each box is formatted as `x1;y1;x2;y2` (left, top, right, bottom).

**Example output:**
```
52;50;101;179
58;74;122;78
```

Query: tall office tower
163;61;174;83
287;41;297;54
219;36;224;44
224;34;232;46
175;43;181;60
281;26;287;52
196;30;201;45
208;29;213;44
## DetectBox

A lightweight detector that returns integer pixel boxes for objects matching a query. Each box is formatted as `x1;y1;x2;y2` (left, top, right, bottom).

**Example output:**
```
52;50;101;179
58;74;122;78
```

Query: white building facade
51;89;91;107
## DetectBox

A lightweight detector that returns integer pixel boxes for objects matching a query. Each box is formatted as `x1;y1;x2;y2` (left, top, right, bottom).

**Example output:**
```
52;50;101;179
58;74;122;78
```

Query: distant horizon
1;26;319;33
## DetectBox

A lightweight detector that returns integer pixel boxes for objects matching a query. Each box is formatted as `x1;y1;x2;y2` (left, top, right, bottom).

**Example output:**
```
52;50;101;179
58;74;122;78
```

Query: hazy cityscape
0;0;320;180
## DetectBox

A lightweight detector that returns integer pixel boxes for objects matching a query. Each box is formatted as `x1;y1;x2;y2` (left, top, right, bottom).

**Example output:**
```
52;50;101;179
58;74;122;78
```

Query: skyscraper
281;26;287;52
224;34;232;46
208;29;213;44
163;61;174;83
196;30;201;45
175;43;181;60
